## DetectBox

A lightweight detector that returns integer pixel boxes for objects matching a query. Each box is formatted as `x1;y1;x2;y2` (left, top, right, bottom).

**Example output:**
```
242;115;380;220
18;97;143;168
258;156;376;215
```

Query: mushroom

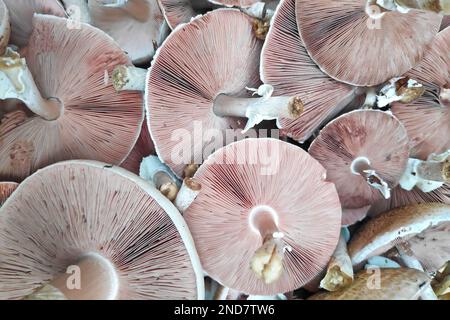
0;181;17;206
184;138;342;295
260;0;360;143
342;206;371;226
145;9;302;177
208;0;260;6
86;0;169;64
158;0;218;29
0;0;10;55
349;203;450;274
3;0;65;48
139;155;181;202
121;119;155;175
295;0;442;86
309;110;410;209
0;14;143;182
442;16;450;29
390;28;450;160
309;268;431;300
0;160;204;300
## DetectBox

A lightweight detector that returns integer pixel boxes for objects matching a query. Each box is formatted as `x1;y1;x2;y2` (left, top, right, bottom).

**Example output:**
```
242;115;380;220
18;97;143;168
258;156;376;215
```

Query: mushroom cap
441;16;450;30
0;160;204;300
0;15;143;182
158;0;216;29
391;28;450;160
0;0;10;54
208;0;258;7
3;0;65;48
295;0;441;86
147;9;261;177
309;268;430;300
342;205;371;226
121;119;155;175
0;181;18;205
261;0;356;142
369;184;450;218
309;110;409;209
88;0;168;64
184;138;342;295
349;203;450;272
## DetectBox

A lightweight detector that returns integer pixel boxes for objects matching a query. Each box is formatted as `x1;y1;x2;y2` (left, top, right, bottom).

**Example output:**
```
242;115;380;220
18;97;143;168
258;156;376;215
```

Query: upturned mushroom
0;181;17;206
295;0;442;86
184;138;342;295
142;9;302;177
0;160;204;300
0;14;143;181
309;110;410;209
349;203;450;274
310;268;431;300
3;0;65;48
260;0;360;143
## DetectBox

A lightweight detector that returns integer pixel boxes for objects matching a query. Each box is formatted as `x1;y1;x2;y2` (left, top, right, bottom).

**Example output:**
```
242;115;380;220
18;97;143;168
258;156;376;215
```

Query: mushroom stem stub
0;48;63;121
351;157;391;199
112;65;147;92
26;253;119;300
175;178;201;213
249;208;289;284
154;171;179;202
213;91;303;132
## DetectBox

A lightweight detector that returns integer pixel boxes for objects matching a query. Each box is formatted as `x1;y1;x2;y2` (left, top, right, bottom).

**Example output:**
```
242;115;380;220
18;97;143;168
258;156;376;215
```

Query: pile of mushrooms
0;0;449;300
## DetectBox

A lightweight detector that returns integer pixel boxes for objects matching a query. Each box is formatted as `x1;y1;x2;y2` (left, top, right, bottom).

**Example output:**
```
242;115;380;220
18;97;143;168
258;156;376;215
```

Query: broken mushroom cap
391;28;450;160
0;15;143;182
184;138;342;295
88;0;169;64
0;181;18;205
309;268;430;300
0;160;204;300
148;9;300;177
121;119;155;175
3;0;65;48
0;0;10;55
260;0;357;142
349;203;450;273
295;0;441;86
158;0;217;29
309;110;410;209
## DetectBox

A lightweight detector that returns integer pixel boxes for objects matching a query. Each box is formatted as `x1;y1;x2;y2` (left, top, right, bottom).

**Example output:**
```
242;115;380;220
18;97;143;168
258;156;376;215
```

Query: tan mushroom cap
309;268;430;300
349;203;450;271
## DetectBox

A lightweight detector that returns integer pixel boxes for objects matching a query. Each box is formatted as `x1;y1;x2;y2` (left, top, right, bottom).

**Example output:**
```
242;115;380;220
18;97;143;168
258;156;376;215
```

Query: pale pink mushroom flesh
295;0;442;86
184;138;342;295
391;28;450;160
0;161;203;300
88;0;168;64
147;9;262;177
309;110;410;209
0;15;144;182
3;0;65;48
261;0;357;142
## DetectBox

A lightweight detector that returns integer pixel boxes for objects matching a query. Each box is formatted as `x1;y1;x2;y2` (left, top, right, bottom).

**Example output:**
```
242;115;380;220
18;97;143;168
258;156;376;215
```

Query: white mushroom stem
212;284;230;300
153;171;179;202
25;253;119;300
0;48;63;121
213;87;303;132
249;208;290;284
351;156;391;199
400;152;450;192
320;232;354;292
175;178;201;213
63;0;91;24
395;242;438;300
112;65;147;92
441;88;450;103
361;87;377;109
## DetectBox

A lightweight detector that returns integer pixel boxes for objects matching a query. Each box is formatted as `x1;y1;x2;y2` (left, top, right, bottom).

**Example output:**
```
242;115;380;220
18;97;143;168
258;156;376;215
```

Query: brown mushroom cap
0;160;204;299
0;15;143;182
261;0;356;142
349;203;450;272
296;0;441;86
0;181;18;205
309;268;430;300
3;0;65;48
